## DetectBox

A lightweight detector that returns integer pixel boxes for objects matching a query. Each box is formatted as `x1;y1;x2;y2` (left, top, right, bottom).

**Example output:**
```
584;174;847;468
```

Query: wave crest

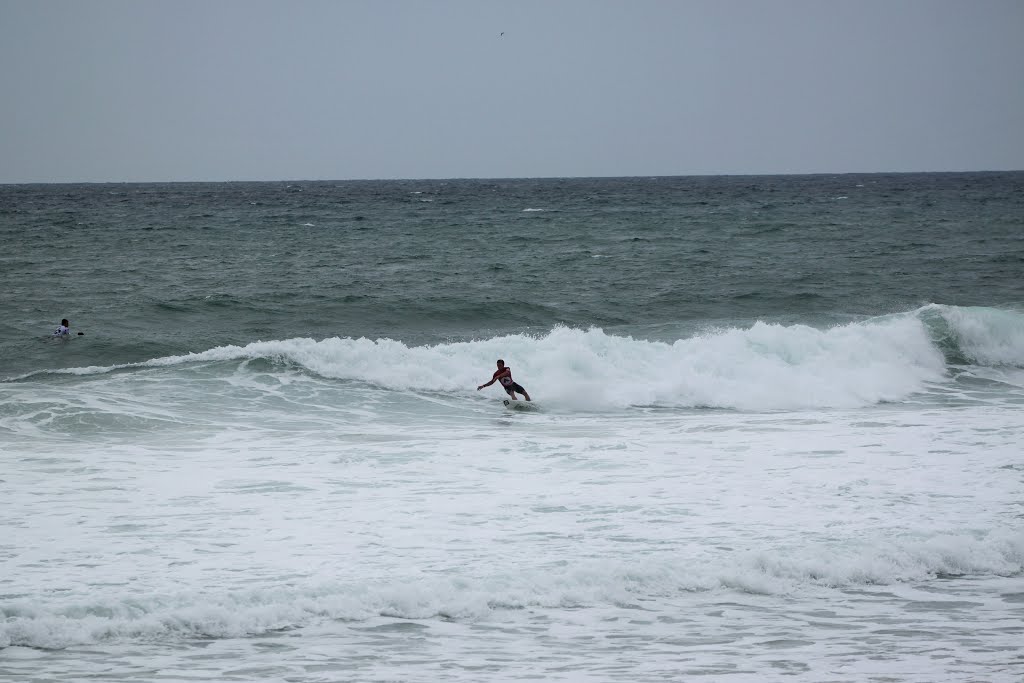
19;305;1024;410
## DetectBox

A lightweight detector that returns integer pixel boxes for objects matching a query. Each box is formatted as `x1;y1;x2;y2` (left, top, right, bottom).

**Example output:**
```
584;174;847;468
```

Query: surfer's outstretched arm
478;367;510;390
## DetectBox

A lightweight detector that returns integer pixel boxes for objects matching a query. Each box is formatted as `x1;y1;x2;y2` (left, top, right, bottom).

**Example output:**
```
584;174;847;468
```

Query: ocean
1;173;1022;682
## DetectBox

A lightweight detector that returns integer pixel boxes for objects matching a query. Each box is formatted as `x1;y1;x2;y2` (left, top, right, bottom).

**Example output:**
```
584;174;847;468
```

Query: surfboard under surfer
477;359;531;401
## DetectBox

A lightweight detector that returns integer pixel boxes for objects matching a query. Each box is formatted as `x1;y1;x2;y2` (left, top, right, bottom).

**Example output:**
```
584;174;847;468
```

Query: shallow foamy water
3;376;1022;681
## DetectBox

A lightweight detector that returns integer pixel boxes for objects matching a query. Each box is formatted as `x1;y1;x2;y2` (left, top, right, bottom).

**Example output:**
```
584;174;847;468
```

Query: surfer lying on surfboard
477;359;531;401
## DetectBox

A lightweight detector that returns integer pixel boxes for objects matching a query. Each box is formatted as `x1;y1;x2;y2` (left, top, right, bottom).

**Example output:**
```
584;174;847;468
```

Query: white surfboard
503;398;540;411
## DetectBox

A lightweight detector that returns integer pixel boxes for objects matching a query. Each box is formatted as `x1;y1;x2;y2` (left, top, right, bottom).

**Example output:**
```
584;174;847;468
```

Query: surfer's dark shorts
505;383;526;395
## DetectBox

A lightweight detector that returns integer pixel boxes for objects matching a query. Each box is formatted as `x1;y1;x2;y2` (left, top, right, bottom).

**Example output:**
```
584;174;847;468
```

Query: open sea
1;173;1023;682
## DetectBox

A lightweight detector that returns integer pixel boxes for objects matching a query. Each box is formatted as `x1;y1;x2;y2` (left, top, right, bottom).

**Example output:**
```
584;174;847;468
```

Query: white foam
2;528;1019;650
121;313;946;410
16;305;1019;411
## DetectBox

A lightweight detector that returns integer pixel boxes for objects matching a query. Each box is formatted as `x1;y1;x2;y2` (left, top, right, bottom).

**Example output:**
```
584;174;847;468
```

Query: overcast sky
1;0;1022;183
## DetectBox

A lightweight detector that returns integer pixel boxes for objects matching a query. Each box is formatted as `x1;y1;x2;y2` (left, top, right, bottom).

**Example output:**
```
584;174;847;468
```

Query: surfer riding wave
477;359;531;401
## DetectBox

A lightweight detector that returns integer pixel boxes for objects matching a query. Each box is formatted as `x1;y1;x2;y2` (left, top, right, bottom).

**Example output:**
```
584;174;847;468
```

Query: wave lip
921;304;1024;367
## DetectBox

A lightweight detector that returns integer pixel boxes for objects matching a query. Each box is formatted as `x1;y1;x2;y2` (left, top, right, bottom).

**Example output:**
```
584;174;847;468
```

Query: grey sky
1;0;1022;182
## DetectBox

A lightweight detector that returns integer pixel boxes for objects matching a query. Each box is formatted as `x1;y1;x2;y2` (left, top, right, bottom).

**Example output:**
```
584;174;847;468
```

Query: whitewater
1;174;1023;681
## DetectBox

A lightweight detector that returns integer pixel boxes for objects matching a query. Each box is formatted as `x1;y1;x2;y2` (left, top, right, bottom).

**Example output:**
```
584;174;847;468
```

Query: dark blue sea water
2;173;1021;375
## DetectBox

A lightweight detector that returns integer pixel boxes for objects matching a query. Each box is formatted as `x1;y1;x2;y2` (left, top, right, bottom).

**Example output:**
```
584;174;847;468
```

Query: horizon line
3;168;1023;187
